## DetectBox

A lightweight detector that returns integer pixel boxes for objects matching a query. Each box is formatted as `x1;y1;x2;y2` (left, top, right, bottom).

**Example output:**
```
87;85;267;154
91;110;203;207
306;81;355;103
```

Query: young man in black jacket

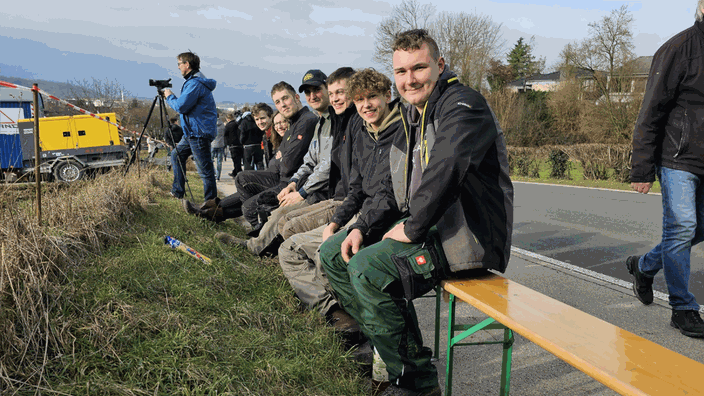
239;108;265;170
627;2;704;338
320;30;513;396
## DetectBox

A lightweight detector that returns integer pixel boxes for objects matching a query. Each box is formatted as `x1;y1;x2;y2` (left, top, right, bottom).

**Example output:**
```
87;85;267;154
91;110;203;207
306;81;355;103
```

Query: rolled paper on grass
164;236;211;264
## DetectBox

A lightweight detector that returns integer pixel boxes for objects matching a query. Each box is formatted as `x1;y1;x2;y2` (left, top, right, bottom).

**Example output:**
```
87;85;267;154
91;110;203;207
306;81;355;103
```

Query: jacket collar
695;19;704;36
405;68;459;123
289;106;310;124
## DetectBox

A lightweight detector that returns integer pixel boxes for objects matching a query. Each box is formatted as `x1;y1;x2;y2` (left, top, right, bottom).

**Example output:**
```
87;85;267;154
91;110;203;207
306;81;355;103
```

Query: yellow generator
16;113;128;182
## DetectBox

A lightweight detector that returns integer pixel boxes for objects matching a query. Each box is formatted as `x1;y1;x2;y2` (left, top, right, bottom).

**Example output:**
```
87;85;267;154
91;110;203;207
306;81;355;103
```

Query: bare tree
560;5;635;90
557;5;639;143
372;0;436;73
430;11;504;92
67;77;131;114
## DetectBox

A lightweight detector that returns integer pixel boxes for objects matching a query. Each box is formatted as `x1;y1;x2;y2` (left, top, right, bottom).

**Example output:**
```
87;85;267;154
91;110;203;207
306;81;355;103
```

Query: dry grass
0;169;164;393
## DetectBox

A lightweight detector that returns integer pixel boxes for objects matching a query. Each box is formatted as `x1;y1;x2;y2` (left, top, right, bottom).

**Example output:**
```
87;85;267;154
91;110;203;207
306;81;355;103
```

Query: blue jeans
640;166;702;310
171;135;217;201
211;146;225;180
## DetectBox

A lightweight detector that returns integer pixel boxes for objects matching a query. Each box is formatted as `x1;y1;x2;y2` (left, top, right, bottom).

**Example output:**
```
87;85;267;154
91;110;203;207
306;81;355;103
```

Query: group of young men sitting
180;29;514;396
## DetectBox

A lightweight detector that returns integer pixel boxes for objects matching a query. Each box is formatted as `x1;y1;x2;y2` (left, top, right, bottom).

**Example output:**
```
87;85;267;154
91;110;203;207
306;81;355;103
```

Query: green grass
510;160;661;194
38;172;368;396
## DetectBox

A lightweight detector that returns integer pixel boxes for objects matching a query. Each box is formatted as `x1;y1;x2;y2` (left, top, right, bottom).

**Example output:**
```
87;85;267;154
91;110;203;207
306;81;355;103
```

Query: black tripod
124;81;194;202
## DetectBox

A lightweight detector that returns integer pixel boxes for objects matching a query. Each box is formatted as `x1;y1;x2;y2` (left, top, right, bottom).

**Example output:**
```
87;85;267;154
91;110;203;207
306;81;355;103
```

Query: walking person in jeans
628;1;704;338
211;118;226;180
163;51;218;201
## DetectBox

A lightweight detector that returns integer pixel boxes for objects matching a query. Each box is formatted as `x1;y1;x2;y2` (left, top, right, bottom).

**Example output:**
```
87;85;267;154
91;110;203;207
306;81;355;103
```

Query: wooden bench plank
442;273;704;396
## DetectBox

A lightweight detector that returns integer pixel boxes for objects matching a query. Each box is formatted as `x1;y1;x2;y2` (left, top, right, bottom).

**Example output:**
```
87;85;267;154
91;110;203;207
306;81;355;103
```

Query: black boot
671;310;704;338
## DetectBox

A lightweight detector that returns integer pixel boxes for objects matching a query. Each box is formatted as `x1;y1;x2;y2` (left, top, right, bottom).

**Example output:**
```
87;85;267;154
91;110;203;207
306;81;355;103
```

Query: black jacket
239;113;264;146
277;107;318;180
224;119;240;147
632;20;704;180
329;104;361;200
390;68;513;273
331;100;403;241
165;124;183;147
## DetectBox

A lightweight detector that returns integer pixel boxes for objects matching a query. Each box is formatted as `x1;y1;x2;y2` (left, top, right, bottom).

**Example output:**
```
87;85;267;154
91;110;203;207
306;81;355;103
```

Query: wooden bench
441;272;704;396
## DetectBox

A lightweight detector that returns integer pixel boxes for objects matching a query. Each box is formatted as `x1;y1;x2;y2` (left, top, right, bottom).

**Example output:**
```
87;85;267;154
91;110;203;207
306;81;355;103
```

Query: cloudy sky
0;1;699;104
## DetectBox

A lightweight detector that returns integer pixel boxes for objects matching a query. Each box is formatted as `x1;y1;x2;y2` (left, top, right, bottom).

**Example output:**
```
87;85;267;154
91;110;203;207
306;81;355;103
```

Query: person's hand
163;89;173;98
322;222;340;242
341;229;364;263
383;222;412;243
275;151;282;159
277;182;297;201
280;191;304;207
631;182;653;194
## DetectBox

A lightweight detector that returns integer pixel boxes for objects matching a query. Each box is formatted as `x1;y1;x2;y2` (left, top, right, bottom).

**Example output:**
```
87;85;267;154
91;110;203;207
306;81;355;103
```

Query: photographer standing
163;51;218;201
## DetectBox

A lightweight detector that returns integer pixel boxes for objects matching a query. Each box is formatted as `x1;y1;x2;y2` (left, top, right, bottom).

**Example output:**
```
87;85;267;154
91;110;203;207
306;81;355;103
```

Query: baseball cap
298;69;327;93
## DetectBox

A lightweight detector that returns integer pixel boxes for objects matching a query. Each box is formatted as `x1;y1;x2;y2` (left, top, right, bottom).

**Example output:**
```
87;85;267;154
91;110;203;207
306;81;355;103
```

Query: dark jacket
331;100;403;240
165;71;217;140
390;68;513;273
329;104;361;200
277;106;318;180
262;126;274;166
239;113;264;146
165;124;183;147
224;119;240;147
632;20;704;181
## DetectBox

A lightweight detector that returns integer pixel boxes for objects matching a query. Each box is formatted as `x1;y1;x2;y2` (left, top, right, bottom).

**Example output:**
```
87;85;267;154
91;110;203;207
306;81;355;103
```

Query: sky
0;1;699;105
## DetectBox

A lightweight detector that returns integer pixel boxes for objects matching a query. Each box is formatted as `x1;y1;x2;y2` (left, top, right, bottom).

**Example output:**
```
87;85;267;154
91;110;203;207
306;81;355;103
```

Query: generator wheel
54;160;85;182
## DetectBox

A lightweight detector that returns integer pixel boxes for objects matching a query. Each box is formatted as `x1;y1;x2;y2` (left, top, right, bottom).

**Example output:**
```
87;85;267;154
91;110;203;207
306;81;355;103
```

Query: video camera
149;79;173;90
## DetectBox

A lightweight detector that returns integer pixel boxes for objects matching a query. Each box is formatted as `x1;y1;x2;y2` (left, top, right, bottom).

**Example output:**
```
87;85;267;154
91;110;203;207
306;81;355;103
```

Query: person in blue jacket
163;51;218;202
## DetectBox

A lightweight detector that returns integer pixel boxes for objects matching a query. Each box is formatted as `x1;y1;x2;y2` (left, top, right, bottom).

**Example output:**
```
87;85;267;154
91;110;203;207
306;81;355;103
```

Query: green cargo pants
319;225;448;392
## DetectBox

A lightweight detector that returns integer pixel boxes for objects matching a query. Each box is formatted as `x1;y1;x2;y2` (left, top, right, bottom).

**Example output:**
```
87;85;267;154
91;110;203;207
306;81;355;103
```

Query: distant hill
0;75;77;99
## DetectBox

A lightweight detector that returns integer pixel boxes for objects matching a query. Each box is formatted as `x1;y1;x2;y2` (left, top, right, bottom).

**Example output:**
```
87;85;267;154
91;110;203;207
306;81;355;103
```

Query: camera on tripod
149;79;172;89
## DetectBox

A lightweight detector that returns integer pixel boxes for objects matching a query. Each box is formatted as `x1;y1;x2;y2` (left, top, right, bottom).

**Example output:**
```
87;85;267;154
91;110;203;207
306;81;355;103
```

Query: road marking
513;180;662;196
510;246;704;315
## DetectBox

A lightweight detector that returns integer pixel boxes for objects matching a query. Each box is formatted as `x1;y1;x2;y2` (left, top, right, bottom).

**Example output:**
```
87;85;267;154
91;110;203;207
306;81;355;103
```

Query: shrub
508;147;541;178
547;149;571;179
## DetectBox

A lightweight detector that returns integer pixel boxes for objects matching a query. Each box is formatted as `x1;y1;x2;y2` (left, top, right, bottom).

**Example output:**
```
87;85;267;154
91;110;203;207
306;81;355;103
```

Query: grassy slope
39;172;367;396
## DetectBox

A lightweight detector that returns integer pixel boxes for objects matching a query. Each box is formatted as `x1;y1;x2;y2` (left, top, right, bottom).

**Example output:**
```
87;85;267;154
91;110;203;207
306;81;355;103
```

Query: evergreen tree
506;37;544;88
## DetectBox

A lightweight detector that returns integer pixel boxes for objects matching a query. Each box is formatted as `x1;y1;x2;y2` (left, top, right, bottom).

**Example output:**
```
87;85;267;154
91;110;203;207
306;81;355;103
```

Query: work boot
328;308;361;333
215;232;248;249
671;310;704;338
626;255;653;305
182;199;201;215
189;198;224;223
350;341;373;377
379;384;442;396
327;308;365;347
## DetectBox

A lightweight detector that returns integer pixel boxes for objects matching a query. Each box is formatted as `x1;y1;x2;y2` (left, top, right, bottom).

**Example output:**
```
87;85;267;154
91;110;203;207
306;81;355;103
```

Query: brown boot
215;232;248;249
190;198;225;222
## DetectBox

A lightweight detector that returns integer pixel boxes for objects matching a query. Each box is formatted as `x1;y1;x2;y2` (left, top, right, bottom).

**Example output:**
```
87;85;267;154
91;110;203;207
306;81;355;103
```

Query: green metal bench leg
444;291;515;396
500;328;514;395
433;284;441;360
445;293;457;396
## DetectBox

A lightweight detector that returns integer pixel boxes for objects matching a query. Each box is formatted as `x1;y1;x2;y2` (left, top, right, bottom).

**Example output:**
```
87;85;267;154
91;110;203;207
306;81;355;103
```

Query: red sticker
416;255;427;265
297;134;303;140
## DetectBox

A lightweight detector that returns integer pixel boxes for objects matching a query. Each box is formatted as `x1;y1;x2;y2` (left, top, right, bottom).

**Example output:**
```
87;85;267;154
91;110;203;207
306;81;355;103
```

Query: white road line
509;246;704;314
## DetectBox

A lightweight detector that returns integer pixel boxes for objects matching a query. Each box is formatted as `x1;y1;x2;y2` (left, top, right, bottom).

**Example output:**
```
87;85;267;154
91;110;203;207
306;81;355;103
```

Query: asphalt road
512;181;704;304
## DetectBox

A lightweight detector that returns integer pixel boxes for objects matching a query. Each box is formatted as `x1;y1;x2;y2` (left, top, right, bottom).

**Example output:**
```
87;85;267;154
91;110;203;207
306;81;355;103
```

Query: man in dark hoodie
163;51;218;201
320;30;513;396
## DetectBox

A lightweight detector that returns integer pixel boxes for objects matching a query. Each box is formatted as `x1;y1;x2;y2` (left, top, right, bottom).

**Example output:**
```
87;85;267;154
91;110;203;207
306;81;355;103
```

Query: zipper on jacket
674;108;689;159
400;115;410;208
